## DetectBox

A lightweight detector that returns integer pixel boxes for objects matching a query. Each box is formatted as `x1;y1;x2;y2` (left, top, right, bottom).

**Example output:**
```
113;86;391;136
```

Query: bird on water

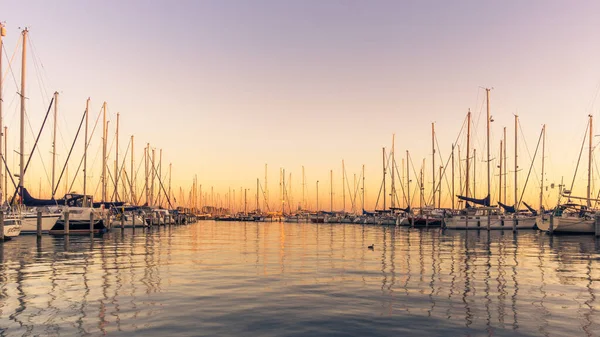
368;244;374;249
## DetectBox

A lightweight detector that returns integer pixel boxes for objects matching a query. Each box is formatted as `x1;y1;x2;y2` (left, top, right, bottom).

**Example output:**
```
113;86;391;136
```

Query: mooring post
121;212;125;230
512;215;517;233
0;212;4;241
549;214;554;235
64;210;70;236
595;213;600;237
37;210;42;237
142;213;146;229
426;214;429;228
90;211;95;234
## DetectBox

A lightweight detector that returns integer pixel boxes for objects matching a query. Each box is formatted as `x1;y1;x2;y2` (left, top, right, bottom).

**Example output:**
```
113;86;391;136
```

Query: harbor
3;1;600;335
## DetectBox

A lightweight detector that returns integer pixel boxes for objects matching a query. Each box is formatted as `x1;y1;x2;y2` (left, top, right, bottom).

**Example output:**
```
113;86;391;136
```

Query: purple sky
3;0;600;209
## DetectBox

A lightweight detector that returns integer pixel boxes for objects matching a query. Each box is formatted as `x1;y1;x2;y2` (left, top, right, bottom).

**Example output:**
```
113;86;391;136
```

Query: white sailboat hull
536;215;595;234
446;214;537;230
115;215;147;228
3;224;21;238
20;214;61;234
2;217;21;238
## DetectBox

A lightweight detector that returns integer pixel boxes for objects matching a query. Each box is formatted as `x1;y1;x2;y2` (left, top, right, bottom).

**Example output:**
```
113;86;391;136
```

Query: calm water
0;221;599;336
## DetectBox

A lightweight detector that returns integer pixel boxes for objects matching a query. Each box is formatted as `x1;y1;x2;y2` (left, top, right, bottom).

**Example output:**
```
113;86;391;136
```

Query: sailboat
3;28;61;235
0;24;22;239
494;116;541;230
537;115;597;234
447;89;504;229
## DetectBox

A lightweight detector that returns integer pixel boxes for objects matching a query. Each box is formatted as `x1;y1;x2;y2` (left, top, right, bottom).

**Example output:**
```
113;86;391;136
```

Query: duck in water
368;244;374;250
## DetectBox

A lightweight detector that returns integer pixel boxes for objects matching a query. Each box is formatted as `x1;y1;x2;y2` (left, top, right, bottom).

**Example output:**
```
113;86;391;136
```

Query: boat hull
49;220;108;235
3;221;21;239
536;215;595;234
20;214;61;234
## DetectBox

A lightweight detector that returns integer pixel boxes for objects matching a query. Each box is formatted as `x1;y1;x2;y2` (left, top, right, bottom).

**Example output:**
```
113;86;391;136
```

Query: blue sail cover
20;187;66;206
498;202;516;213
362;209;375;216
390;206;411;213
20;187;125;208
457;194;490;207
523;202;538;216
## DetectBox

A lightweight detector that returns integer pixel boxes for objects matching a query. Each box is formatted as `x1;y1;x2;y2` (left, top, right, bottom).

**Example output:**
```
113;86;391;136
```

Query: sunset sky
3;0;600;211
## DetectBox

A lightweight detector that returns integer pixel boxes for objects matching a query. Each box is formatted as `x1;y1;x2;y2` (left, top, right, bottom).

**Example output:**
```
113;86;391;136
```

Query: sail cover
457;194;490;207
20;187;65;206
522;202;538;216
498;202;516;213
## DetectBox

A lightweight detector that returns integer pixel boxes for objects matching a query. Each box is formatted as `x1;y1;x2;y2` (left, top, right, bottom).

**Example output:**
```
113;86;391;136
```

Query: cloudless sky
3;0;600;210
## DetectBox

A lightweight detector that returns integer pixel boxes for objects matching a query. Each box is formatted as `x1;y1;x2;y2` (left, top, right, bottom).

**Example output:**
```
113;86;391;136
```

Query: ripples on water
0;222;599;336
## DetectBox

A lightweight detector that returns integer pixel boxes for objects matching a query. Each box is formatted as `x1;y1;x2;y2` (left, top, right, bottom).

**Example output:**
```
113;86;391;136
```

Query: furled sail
457;194;490;207
522;202;538;216
498;202;516;213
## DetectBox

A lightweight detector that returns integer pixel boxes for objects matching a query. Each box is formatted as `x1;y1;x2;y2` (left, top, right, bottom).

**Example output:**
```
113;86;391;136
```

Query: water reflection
0;223;599;336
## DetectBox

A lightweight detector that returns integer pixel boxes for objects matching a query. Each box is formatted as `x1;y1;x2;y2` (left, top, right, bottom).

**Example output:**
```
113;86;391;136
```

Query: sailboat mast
432;123;435;208
18;28;28;196
514;114;518;207
451;145;455;210
498;140;502;203
168;163;172;208
151;148;155;205
361;164;365;211
539;124;546;213
342;160;345;213
0;23;4;203
51;91;58;198
101;102;107;202
406;151;411;212
144;144;149;205
391;134;395;209
114;112;119;201
382;147;386;210
256;178;259;212
458;145;462;199
503;127;507;204
83;98;89;205
4;127;6;203
486;88;491;207
465;110;471;202
130;135;134;203
420;159;424;212
588;114;593;207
